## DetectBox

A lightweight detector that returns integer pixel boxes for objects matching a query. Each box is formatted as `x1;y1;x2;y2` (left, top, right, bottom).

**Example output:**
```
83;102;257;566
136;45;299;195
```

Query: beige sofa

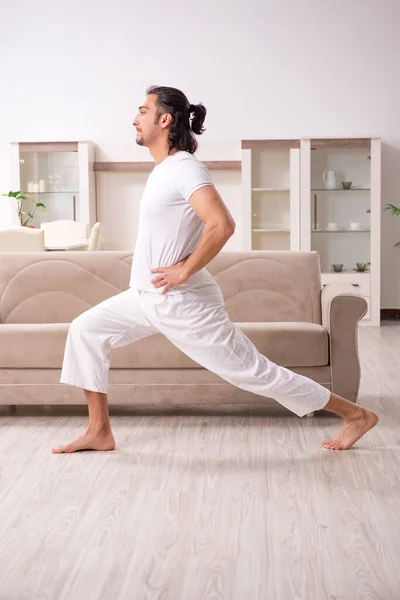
0;250;367;409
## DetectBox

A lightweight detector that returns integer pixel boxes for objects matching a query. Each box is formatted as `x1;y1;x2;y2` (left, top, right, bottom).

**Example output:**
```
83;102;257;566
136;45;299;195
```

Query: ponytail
190;103;207;135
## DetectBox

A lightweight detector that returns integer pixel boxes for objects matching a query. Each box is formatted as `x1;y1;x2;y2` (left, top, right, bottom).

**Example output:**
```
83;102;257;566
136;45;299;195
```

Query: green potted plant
384;204;400;248
2;190;47;227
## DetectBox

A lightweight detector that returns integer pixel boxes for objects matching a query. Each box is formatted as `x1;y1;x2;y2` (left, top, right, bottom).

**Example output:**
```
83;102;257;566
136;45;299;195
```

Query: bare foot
322;407;378;451
52;430;116;454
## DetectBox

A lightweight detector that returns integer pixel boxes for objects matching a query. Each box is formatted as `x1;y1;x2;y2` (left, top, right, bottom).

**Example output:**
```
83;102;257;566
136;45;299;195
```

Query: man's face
133;94;165;147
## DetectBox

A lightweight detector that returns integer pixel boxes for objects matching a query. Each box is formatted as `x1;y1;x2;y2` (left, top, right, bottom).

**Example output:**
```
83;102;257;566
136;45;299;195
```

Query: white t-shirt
129;151;215;293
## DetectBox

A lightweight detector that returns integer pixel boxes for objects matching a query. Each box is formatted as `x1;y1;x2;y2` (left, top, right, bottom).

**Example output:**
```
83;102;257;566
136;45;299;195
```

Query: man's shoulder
174;151;202;164
171;151;207;173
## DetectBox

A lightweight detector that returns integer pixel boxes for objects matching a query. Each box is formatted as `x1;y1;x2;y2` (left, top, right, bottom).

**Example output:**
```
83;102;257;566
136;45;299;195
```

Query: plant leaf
384;203;400;216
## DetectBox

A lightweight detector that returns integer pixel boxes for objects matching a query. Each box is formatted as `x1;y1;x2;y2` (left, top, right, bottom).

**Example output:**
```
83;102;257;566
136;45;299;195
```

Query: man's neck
149;142;179;165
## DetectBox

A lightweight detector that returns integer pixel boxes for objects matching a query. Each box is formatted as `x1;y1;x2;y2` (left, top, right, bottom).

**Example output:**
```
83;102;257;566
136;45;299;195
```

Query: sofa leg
306;411;315;418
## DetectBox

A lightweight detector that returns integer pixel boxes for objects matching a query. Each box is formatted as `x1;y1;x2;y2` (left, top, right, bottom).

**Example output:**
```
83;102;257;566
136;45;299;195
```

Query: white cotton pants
60;280;331;417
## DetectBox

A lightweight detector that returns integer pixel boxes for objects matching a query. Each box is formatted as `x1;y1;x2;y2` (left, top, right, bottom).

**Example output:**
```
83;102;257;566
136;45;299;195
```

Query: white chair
40;220;89;241
88;222;104;251
0;227;45;252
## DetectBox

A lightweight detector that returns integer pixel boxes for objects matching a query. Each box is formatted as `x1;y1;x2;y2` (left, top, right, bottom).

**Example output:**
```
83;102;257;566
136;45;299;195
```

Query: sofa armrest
321;283;367;402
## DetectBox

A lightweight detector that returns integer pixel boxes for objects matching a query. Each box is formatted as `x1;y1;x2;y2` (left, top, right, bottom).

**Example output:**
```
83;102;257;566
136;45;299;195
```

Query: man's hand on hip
151;258;190;294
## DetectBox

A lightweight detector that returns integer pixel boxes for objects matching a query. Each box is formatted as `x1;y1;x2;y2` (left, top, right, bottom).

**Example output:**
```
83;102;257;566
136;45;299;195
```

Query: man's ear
160;112;173;129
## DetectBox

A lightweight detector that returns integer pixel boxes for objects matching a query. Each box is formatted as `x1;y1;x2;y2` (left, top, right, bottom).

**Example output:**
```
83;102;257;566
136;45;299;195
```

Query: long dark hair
146;85;206;154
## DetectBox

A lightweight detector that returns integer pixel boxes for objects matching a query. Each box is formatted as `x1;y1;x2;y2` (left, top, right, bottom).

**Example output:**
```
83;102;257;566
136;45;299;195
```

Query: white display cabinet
10;141;96;229
300;138;381;326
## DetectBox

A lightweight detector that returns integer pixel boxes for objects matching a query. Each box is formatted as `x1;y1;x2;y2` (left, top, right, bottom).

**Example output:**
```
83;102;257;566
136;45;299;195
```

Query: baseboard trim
381;309;400;320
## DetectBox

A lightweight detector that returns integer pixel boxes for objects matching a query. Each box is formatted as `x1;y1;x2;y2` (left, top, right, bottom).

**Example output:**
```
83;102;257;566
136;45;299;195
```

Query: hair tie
189;104;196;114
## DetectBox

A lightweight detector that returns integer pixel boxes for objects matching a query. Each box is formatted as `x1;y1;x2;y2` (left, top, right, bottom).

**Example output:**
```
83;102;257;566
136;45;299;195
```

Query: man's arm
181;185;236;278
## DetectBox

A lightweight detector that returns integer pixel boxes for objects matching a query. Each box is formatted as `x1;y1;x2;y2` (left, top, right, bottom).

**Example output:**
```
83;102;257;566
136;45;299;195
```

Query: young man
53;85;378;454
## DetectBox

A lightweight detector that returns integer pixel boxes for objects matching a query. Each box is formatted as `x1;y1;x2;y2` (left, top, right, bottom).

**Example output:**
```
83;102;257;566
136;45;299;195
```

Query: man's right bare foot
52;430;116;454
322;407;378;451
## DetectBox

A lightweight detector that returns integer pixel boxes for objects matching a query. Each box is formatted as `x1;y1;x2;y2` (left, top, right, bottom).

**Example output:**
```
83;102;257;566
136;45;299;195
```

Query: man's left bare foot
322;407;378;450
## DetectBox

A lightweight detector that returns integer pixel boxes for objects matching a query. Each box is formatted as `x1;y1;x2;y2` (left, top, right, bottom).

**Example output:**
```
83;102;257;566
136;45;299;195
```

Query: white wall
1;0;399;306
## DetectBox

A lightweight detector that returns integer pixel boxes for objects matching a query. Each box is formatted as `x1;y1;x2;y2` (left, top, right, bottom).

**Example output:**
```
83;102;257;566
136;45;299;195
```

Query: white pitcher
323;170;337;189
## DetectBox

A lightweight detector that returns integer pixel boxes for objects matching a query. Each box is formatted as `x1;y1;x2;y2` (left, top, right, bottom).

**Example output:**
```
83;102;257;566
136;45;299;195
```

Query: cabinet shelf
94;160;241;172
320;270;370;275
252;188;290;192
311;188;371;192
252;228;290;232
311;229;370;233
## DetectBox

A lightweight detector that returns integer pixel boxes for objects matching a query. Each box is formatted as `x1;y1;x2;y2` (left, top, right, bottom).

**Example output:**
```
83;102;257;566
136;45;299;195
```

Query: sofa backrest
0;250;322;324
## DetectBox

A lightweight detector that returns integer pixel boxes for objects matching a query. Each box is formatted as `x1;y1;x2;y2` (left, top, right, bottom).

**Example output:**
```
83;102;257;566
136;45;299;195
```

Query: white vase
323;170;337;189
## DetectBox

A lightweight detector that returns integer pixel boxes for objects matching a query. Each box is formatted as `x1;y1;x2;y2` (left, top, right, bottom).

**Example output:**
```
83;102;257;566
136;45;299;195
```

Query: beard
136;136;145;146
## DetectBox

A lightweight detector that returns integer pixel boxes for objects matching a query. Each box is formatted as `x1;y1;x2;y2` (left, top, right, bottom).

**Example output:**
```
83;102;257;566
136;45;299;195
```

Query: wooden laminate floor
0;323;399;600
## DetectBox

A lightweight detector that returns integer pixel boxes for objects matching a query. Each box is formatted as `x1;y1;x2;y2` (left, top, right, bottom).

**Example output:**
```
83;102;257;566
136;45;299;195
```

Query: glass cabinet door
309;142;371;274
18;143;80;226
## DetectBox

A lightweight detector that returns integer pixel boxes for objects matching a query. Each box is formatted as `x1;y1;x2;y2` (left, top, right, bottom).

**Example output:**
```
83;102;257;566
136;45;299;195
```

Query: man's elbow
221;219;236;239
208;219;236;240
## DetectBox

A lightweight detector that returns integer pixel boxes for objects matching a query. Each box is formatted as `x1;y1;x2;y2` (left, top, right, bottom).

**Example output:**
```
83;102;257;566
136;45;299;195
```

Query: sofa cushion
0;322;328;369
